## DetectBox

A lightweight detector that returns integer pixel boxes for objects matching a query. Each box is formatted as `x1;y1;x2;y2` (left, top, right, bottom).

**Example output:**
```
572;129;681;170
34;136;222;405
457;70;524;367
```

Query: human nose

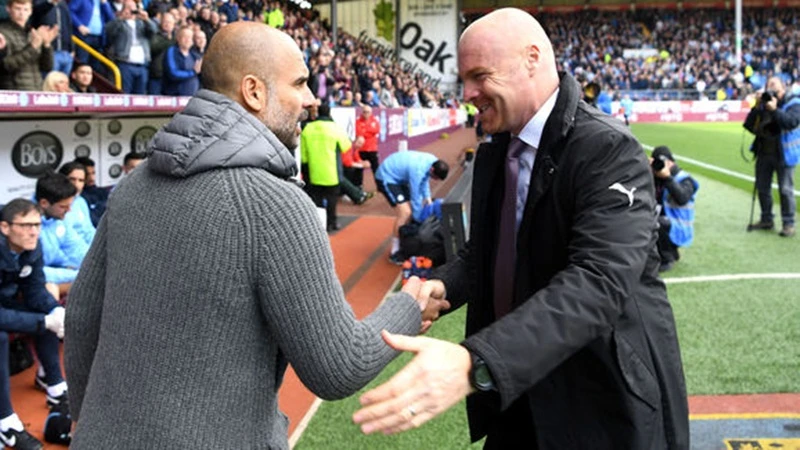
462;80;478;103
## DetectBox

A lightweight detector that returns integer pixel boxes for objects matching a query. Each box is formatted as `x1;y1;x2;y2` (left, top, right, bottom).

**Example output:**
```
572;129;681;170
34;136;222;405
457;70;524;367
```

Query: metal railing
71;36;122;91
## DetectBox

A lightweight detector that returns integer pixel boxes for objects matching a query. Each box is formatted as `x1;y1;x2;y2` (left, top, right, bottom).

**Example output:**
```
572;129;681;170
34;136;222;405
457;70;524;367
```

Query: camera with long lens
651;154;668;172
761;90;778;104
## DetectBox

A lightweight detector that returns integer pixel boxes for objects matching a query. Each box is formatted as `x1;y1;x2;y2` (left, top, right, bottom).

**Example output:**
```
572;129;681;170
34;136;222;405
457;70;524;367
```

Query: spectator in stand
162;26;200;96
379;76;399;108
355;105;380;180
147;10;175;95
191;27;205;57
374;150;449;264
105;0;157;94
218;0;237;24
30;0;73;75
123;152;145;174
41;70;70;92
0;199;68;450
0;0;57;91
74;157;107;227
69;60;95;92
58;161;95;247
34;172;89;292
68;0;115;73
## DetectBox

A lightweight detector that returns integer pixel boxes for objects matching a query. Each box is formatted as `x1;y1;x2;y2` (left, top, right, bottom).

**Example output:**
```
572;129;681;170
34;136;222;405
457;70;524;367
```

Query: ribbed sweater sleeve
64;215;108;421
237;171;422;400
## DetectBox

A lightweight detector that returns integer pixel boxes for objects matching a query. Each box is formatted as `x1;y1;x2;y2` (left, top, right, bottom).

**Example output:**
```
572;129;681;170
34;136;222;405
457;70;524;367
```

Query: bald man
65;22;433;449
353;8;690;449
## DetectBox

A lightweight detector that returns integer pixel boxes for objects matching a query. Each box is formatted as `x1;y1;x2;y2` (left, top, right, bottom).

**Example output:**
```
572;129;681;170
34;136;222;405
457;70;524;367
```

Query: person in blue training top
73;157;108;227
650;146;699;272
0;199;69;450
58;162;95;247
374;150;449;264
620;93;634;126
34;173;89;294
162;26;201;96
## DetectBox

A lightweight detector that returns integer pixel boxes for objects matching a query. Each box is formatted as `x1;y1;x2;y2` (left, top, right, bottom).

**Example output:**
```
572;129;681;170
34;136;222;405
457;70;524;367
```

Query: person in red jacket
355;105;380;182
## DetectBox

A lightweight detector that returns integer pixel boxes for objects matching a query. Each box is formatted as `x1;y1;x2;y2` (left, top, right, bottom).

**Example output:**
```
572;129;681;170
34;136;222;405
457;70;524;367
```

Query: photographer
744;76;800;237
651;146;699;272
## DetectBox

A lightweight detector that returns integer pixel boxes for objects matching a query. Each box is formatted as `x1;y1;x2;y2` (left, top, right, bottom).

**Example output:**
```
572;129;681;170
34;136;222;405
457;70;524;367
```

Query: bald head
202;22;300;98
458;8;559;135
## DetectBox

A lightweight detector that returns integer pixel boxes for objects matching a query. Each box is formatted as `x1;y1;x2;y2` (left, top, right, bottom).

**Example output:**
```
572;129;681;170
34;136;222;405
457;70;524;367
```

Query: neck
7;240;23;254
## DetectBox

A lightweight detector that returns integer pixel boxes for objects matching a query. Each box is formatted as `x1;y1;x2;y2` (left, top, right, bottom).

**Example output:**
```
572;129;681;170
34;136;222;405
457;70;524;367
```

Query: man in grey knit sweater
64;22;434;449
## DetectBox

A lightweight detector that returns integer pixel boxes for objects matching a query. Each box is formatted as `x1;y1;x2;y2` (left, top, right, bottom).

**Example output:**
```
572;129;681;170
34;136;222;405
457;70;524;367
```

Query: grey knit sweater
64;89;421;449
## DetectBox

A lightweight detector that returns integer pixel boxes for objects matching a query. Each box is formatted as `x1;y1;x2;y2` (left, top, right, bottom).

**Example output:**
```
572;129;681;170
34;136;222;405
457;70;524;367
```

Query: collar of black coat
492;71;580;160
145;89;298;181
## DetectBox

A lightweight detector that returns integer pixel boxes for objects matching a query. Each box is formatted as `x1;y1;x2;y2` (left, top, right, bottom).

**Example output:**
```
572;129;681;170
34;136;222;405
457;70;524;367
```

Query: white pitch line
641;144;800;197
663;273;800;284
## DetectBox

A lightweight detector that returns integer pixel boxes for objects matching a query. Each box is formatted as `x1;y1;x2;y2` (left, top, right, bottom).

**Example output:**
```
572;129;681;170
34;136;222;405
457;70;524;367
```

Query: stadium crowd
0;0;450;106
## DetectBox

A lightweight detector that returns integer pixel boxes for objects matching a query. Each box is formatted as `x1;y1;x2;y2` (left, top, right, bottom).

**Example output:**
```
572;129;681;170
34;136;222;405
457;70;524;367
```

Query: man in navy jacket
0;199;67;450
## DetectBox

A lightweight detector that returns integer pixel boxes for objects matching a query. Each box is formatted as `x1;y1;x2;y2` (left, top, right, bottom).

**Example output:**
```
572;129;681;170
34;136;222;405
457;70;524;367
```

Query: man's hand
78;25;90;36
400;275;424;309
193;58;202;74
352;331;472;434
29;28;44;50
654;159;674;179
766;96;779;112
44;306;65;339
39;25;59;48
418;280;449;333
0;33;6;51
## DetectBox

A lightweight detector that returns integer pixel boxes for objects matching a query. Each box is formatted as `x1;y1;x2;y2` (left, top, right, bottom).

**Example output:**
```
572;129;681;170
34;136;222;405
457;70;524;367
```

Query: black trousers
657;215;680;264
359;151;380;183
308;184;340;230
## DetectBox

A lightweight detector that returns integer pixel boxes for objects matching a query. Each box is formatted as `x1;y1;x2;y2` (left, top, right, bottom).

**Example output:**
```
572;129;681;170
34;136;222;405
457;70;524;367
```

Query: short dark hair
74;156;96;168
431;159;449;180
1;198;41;223
35;173;78;204
652;145;674;162
71;61;92;75
58;161;86;177
124;152;146;165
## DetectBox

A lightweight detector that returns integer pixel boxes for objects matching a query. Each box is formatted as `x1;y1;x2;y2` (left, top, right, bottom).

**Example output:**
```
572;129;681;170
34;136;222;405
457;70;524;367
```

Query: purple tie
493;137;527;319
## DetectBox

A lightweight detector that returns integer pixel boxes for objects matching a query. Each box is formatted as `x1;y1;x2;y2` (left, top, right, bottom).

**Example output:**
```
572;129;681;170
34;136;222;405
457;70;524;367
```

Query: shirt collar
515;88;559;149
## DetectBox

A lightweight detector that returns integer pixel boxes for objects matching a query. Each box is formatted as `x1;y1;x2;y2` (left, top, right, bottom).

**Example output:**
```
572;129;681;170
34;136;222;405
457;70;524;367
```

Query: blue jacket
82;185;109;227
64;195;96;246
375;150;437;222
68;0;115;36
40;214;89;284
777;96;800;166
162;45;200;96
0;237;59;334
663;170;699;247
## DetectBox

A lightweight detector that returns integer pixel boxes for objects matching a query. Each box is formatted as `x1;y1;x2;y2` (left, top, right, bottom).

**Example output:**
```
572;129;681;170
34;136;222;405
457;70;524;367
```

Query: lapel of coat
517;73;581;249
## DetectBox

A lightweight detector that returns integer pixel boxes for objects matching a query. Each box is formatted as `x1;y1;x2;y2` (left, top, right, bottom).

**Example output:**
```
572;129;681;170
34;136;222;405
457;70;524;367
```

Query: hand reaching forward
418;279;449;333
352;331;472;435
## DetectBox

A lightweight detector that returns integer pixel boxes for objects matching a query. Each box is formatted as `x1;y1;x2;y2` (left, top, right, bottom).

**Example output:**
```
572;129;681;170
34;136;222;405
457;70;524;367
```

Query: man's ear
241;74;266;112
525;44;540;76
0;221;9;238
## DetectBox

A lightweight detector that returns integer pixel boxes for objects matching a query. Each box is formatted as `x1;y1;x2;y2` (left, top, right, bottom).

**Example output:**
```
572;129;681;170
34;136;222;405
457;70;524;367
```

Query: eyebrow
295;75;309;86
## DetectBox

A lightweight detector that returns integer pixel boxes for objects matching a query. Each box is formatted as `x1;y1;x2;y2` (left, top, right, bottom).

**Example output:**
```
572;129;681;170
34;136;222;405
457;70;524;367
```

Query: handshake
44;306;65;339
400;276;451;333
